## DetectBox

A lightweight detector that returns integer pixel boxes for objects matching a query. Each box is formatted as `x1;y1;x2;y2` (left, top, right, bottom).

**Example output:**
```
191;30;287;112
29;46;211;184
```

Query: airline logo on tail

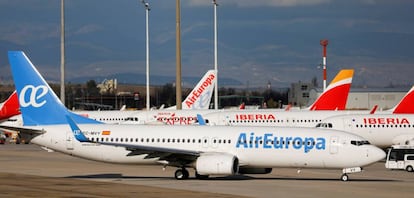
392;86;414;114
19;85;48;108
8;51;101;126
0;91;20;121
309;69;354;110
183;70;216;110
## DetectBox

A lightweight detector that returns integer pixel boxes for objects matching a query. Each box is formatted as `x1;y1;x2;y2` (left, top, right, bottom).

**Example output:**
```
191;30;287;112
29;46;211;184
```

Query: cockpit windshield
351;140;370;146
315;123;332;128
125;117;139;121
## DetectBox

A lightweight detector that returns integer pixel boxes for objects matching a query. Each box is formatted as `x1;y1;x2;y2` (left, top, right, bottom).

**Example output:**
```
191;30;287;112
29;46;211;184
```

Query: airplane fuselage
319;114;414;148
31;124;384;169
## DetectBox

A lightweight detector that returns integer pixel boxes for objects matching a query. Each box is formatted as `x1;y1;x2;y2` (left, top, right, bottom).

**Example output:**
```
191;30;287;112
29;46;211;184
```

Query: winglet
65;115;89;142
0;91;20;120
392;86;414;114
8;51;102;126
196;114;206;126
308;69;354;110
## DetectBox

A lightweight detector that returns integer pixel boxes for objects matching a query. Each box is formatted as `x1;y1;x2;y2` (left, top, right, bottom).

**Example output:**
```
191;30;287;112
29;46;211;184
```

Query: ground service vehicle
385;145;414;172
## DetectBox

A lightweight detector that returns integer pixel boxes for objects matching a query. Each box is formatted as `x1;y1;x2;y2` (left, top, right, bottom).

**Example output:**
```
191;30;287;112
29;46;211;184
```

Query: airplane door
66;131;74;150
330;136;339;154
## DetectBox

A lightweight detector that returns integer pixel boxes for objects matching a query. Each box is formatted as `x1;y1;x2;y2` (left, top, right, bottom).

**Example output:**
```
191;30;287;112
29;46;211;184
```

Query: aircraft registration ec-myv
0;51;385;181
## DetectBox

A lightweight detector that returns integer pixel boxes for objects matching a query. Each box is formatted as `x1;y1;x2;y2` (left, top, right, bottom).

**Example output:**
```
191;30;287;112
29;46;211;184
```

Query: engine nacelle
392;135;414;146
238;167;272;174
196;153;239;175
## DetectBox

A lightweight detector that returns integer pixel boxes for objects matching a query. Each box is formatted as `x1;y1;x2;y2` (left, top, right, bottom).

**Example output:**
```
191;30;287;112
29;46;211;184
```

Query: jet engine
195;153;239;175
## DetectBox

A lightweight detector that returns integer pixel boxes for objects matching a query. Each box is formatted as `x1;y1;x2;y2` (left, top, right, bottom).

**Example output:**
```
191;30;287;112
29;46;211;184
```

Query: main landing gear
174;168;189;180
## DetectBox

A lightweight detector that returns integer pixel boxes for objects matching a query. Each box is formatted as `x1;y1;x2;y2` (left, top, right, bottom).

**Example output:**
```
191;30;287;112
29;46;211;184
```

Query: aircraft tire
174;168;189;180
341;174;349;182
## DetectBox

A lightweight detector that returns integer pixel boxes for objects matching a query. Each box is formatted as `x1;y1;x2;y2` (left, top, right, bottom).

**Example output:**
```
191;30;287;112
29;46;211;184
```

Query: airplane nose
369;146;386;162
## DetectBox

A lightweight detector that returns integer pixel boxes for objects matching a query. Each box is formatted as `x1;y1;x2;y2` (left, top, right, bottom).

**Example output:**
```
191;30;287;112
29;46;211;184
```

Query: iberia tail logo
309;69;354;110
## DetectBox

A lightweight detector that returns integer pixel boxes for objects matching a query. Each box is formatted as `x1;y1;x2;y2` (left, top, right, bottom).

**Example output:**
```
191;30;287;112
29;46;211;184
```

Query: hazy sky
0;0;413;88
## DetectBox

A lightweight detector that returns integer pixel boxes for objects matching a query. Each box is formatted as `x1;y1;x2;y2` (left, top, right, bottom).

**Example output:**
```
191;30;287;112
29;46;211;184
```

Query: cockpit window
316;123;332;128
125;117;139;121
350;140;370;146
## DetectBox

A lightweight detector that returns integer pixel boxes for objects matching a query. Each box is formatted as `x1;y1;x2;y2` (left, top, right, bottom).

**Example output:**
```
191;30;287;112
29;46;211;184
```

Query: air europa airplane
0;51;385;181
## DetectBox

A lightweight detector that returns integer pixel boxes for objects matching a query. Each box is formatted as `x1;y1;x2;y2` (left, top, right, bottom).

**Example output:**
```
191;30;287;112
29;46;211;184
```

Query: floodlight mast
141;0;150;110
213;0;219;110
60;0;65;105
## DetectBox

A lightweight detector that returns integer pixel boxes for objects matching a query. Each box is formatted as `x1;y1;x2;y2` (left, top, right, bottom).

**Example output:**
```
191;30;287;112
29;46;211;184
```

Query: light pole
213;0;218;110
141;0;150;110
60;0;65;105
176;0;182;110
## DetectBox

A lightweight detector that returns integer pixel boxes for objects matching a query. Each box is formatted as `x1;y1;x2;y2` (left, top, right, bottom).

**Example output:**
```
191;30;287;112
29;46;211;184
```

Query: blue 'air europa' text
236;132;326;153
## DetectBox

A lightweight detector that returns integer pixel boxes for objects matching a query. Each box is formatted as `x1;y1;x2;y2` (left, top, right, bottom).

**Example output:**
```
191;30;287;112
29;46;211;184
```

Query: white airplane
314;86;414;148
0;51;385;181
0;69;357;126
200;69;356;127
317;113;414;148
200;80;414;128
77;69;356;125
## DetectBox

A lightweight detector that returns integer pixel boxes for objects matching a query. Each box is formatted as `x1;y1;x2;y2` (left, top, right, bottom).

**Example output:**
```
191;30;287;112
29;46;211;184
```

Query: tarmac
1;143;413;198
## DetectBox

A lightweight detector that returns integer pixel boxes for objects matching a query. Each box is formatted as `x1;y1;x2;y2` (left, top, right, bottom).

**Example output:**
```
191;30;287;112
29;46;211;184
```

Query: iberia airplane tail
392;86;414;114
308;69;354;111
0;91;20;121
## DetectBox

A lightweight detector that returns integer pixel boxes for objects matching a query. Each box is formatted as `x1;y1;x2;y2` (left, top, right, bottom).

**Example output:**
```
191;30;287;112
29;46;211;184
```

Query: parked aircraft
77;69;356;125
200;84;414;127
0;91;19;121
314;85;414;148
0;51;385;181
0;69;357;126
317;113;414;148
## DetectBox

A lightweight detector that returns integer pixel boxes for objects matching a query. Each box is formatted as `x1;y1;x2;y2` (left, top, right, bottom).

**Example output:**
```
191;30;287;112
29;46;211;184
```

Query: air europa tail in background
167;70;216;110
8;51;101;126
308;69;354;111
0;91;20;121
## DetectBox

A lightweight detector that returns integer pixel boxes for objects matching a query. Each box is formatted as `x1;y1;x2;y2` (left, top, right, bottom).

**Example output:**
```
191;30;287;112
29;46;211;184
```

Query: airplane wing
0;125;45;143
97;141;201;166
0;125;45;134
65;115;201;167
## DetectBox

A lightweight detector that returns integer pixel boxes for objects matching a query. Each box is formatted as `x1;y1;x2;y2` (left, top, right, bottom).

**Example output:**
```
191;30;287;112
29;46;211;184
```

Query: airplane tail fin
0;91;20;120
8;51;101;126
182;70;217;110
391;86;414;114
308;69;354;111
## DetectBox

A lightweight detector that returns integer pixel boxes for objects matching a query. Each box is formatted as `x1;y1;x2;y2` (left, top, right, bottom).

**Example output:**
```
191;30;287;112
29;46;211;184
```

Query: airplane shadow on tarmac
66;174;397;182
